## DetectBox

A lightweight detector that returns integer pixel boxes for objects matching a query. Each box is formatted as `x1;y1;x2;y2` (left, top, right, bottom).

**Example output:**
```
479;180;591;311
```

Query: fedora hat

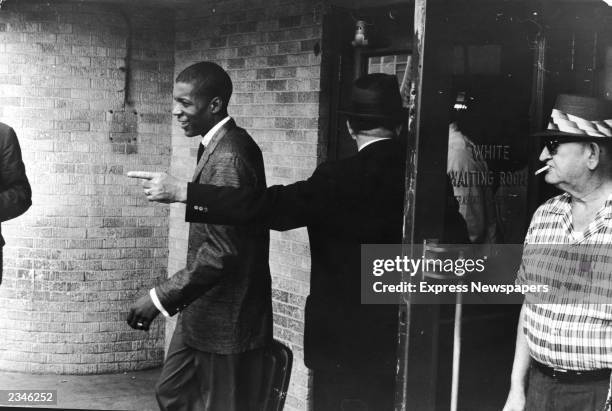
339;73;405;122
535;94;612;140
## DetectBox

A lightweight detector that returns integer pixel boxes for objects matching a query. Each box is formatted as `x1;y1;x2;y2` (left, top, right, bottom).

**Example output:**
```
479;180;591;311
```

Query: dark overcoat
185;138;405;372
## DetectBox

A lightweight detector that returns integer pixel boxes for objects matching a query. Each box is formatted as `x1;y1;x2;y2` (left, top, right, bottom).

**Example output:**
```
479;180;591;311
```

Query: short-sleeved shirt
516;192;612;370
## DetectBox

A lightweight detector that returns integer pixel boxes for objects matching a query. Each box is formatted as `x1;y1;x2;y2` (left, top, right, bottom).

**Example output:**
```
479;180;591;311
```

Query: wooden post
527;29;547;219
396;0;453;410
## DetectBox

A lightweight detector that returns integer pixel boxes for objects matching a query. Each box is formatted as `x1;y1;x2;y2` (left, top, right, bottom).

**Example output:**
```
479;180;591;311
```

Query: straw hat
535;94;612;140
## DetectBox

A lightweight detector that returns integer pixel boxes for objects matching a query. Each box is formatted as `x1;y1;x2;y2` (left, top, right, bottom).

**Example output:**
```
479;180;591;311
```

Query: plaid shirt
516;192;612;370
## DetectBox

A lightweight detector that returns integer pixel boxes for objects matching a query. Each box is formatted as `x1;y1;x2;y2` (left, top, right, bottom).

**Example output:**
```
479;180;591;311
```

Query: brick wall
0;0;329;405
0;1;175;373
171;1;325;408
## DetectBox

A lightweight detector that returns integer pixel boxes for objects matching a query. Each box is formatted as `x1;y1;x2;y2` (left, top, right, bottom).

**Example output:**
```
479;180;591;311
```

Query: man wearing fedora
503;95;612;411
129;73;409;409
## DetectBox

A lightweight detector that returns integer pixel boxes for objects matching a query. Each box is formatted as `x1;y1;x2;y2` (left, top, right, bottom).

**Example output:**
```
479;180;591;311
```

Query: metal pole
450;288;462;411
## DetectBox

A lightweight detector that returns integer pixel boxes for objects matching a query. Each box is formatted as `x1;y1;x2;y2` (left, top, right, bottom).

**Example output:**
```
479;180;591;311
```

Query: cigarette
535;165;550;175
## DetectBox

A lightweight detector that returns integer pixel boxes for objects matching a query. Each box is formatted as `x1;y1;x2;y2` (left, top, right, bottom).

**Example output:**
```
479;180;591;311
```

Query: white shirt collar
201;116;231;148
358;137;390;152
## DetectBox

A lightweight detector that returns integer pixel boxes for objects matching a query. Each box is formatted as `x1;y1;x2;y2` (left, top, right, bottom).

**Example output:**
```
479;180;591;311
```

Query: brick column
0;1;175;374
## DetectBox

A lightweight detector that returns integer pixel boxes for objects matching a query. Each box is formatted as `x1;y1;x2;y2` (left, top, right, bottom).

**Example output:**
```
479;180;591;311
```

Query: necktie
196;143;204;164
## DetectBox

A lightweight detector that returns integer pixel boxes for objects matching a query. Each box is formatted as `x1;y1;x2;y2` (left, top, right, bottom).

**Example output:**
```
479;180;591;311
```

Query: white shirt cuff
149;288;170;318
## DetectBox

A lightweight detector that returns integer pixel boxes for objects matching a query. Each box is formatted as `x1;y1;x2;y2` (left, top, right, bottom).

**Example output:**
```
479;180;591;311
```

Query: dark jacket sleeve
185;163;335;231
156;154;259;314
0;126;31;223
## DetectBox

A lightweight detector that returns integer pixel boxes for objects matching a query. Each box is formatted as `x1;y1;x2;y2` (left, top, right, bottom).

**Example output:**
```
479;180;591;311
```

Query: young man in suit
0;122;31;284
130;74;467;409
130;73;404;410
127;62;272;411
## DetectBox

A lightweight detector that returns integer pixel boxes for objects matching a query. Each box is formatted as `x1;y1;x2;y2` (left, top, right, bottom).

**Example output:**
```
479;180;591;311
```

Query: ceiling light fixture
352;20;369;47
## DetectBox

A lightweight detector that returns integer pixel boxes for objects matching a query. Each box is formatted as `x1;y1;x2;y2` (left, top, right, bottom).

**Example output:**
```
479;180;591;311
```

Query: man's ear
209;96;223;114
346;120;355;137
587;142;601;170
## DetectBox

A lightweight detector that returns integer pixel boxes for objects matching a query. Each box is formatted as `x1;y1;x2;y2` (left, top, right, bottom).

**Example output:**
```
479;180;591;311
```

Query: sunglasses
543;139;587;155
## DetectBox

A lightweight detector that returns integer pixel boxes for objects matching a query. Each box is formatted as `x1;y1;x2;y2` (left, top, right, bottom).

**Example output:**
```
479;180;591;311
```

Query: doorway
404;1;612;410
324;1;533;410
325;4;412;161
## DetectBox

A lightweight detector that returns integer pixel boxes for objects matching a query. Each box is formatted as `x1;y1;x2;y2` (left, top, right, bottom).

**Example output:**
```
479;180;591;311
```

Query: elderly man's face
539;141;591;189
172;81;215;137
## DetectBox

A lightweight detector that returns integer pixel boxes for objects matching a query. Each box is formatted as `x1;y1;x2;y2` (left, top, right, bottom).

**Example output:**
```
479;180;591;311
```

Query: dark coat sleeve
185;163;335;231
0;126;31;223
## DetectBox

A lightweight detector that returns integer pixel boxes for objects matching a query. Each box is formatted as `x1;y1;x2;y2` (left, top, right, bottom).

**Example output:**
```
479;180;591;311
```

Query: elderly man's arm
129;163;337;231
127;171;187;203
502;304;530;411
0;126;31;222
183;161;341;231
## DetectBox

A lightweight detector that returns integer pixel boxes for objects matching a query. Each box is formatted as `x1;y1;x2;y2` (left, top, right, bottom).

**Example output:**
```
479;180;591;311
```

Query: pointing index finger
127;171;155;180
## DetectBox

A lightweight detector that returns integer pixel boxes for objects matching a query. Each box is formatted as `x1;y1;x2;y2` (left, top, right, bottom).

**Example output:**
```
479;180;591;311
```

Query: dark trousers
525;365;609;411
155;324;266;411
312;369;395;411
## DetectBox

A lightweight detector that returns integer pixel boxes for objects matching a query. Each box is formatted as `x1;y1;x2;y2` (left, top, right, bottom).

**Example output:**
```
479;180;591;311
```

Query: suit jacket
184;139;468;371
0;123;31;281
156;120;272;354
184;138;405;372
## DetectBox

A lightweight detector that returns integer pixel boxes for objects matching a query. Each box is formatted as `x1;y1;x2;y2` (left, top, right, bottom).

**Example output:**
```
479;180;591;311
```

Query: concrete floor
0;367;161;410
0;310;517;411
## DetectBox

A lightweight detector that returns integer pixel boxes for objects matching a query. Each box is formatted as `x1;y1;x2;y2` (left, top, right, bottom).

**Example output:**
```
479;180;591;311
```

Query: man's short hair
176;62;233;107
450;104;473;133
595;140;612;163
347;115;401;134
